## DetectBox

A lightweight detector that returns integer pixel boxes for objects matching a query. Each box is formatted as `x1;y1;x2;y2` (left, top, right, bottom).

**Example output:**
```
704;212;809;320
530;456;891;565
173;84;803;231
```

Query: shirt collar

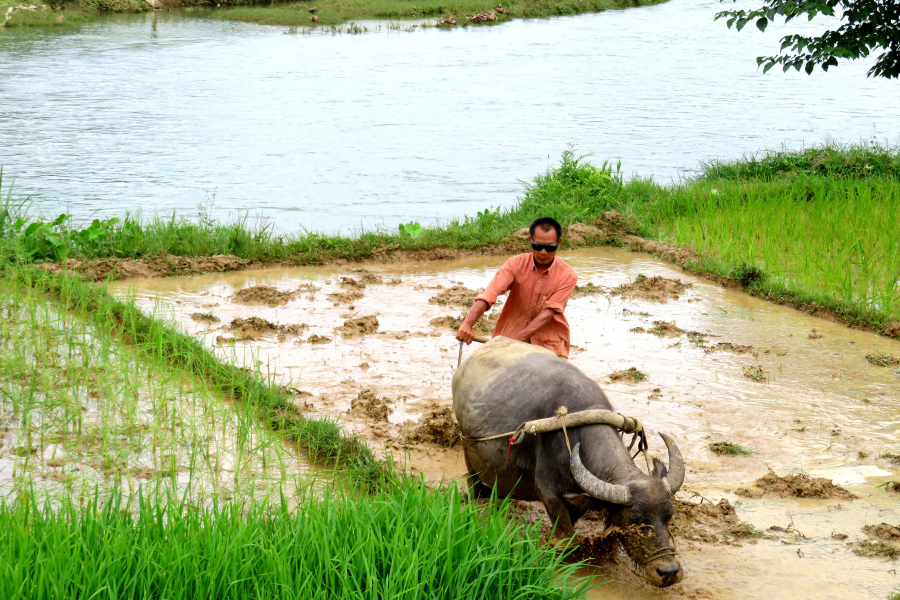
531;255;557;272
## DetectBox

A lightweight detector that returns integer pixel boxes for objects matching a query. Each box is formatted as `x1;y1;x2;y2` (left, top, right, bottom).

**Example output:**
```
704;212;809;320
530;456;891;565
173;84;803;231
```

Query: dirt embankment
40;254;253;280
736;471;857;500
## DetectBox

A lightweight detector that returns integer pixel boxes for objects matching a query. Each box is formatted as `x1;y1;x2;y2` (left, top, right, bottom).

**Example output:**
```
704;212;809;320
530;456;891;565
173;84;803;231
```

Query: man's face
530;227;559;266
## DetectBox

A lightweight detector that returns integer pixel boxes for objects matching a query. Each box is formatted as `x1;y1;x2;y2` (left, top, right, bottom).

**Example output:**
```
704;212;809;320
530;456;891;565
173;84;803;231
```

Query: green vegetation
0;482;589;599
0;0;663;28
709;441;754;456
214;0;664;27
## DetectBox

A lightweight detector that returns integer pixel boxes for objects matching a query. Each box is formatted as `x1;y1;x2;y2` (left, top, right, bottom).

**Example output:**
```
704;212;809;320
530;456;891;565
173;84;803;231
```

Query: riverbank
6;143;899;339
0;0;665;27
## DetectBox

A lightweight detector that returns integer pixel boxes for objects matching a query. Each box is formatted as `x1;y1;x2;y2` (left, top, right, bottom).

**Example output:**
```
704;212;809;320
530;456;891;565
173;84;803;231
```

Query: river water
111;249;900;599
2;0;899;233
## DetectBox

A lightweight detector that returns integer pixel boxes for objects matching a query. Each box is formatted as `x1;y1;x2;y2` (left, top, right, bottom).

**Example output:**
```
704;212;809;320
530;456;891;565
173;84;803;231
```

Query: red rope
505;437;516;466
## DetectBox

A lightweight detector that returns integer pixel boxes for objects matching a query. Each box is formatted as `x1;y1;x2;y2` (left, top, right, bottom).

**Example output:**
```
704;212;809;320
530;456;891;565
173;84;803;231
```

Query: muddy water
109;247;900;599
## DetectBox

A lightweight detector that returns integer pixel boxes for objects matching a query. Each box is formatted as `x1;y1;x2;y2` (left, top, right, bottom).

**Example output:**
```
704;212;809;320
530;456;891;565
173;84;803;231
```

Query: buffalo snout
645;559;683;588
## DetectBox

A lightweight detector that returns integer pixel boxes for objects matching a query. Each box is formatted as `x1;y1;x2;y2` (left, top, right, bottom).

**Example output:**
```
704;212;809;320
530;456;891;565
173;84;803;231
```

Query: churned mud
428;285;480;309
609;367;648;383
736;472;857;500
610;274;692;303
230;317;308;336
233;285;297;306
39;253;252;280
335;315;379;338
190;311;220;323
111;248;900;600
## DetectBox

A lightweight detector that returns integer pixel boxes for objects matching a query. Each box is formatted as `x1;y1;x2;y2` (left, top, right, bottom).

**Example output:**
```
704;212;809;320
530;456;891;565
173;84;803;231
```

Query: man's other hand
456;322;475;345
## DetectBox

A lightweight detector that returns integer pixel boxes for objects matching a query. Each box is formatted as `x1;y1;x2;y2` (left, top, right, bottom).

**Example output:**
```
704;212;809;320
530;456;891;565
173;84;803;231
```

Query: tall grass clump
0;483;592;600
699;141;900;181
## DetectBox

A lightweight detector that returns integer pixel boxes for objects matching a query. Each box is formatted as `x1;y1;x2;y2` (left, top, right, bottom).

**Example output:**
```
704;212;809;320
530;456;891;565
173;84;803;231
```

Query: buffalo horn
569;443;630;505
659;432;685;494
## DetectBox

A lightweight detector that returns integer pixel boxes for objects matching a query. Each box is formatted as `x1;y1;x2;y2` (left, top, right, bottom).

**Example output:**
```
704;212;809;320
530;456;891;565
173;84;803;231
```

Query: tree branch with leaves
717;0;900;78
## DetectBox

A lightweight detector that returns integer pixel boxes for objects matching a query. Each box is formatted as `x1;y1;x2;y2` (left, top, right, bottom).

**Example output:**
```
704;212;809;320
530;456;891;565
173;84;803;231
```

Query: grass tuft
709;441;753;456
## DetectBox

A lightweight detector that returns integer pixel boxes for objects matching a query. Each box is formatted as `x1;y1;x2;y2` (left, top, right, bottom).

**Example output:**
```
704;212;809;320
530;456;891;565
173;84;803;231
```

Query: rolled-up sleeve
543;271;577;314
475;258;516;308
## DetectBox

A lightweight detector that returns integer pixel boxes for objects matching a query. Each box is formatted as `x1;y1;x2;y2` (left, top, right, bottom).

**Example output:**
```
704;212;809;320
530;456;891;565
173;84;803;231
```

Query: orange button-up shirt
476;253;578;358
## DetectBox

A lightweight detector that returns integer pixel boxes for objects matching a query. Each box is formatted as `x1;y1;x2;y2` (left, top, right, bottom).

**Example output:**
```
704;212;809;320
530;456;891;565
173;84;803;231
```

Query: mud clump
190;312;220;323
742;365;767;382
336;315;379;338
229;317;308;335
340;276;366;289
306;334;332;344
349;269;390;285
571;283;606;298
327;290;364;305
670;498;755;544
647;320;685;337
429;286;479;309
866;351;900;367
884;322;900;338
609;367;647;383
233;285;296;307
429;315;464;329
565;223;604;244
735;471;857;500
808;328;824;340
849;524;900;559
710;342;755;354
610;274;692;303
351;389;392;422
404;407;460;447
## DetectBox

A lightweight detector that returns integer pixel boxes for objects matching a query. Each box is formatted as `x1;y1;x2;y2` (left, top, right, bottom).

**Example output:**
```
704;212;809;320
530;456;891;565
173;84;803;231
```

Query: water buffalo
452;337;685;588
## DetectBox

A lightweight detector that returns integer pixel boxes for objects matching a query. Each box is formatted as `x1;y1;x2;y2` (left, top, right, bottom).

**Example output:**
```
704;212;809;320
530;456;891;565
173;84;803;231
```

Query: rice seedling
0;480;593;599
709;441;753;456
0;278;309;506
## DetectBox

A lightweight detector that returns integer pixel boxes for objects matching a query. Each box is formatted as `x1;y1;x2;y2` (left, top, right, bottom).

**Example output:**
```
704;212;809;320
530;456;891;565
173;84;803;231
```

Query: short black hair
529;217;562;241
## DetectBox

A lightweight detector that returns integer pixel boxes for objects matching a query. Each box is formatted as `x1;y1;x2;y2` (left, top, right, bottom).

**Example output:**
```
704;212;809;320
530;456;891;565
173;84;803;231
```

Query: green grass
214;0;665;27
709;441;753;456
0;481;592;600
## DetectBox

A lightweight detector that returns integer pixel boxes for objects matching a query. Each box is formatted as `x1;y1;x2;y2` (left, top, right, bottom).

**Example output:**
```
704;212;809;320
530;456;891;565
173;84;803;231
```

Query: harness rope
460;405;651;470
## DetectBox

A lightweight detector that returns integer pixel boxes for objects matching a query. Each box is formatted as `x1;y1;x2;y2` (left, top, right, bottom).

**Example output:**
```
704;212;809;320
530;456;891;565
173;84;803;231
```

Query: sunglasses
530;241;559;253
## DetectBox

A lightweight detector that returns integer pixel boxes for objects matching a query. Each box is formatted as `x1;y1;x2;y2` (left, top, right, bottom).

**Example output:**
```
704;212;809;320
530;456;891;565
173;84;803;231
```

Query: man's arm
514;307;556;342
456;299;489;344
456;259;516;344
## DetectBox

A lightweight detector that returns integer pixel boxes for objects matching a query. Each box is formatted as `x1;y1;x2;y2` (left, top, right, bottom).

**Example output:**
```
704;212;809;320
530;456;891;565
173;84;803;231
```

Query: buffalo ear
651;457;668;479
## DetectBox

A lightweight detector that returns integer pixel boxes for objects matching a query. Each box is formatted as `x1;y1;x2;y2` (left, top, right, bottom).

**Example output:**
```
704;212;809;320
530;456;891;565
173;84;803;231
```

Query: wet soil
736;472;857;500
350;389;392;422
39;253;252;280
609;367;647;383
335;315;379;338
670;498;756;544
428;285;480;309
190;312;220;323
111;247;900;600
611;274;692;303
403;406;461;447
885;322;900;338
230;316;308;335
233;285;297;306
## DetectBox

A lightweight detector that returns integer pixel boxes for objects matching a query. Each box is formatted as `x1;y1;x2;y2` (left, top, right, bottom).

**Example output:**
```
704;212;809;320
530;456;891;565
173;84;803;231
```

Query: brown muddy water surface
110;247;900;599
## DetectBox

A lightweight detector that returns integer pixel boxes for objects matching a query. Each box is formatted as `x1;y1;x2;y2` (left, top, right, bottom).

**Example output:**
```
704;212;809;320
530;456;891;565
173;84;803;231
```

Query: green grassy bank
3;142;899;335
0;0;664;28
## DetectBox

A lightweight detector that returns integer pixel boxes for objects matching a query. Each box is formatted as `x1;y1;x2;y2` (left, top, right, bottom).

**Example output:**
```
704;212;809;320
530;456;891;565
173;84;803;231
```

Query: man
456;216;578;359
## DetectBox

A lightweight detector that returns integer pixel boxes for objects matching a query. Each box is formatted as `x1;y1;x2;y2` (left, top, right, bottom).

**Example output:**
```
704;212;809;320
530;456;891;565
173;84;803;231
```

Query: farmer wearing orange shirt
456;217;577;359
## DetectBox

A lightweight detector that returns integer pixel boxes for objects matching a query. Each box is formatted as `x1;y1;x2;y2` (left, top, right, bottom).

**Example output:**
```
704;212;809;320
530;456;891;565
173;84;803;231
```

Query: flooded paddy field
0;282;311;506
111;246;900;599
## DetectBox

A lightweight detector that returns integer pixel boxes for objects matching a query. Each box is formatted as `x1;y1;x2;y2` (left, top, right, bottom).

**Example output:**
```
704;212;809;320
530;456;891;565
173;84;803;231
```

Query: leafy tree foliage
717;0;900;78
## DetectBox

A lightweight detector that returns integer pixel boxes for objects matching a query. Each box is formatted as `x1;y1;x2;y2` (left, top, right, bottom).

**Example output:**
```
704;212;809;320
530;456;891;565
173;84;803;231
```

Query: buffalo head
569;433;685;587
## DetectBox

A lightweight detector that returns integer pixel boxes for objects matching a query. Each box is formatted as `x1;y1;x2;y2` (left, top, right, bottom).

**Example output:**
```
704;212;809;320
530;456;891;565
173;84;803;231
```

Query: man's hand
456;322;475;345
456;299;489;345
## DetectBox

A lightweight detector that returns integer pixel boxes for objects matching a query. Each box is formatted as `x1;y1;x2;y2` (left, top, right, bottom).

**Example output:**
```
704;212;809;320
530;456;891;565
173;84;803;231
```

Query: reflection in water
2;1;900;232
111;247;900;599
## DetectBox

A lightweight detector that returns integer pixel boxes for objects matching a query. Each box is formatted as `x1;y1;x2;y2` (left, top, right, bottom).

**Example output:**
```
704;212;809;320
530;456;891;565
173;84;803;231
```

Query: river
1;0;898;233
